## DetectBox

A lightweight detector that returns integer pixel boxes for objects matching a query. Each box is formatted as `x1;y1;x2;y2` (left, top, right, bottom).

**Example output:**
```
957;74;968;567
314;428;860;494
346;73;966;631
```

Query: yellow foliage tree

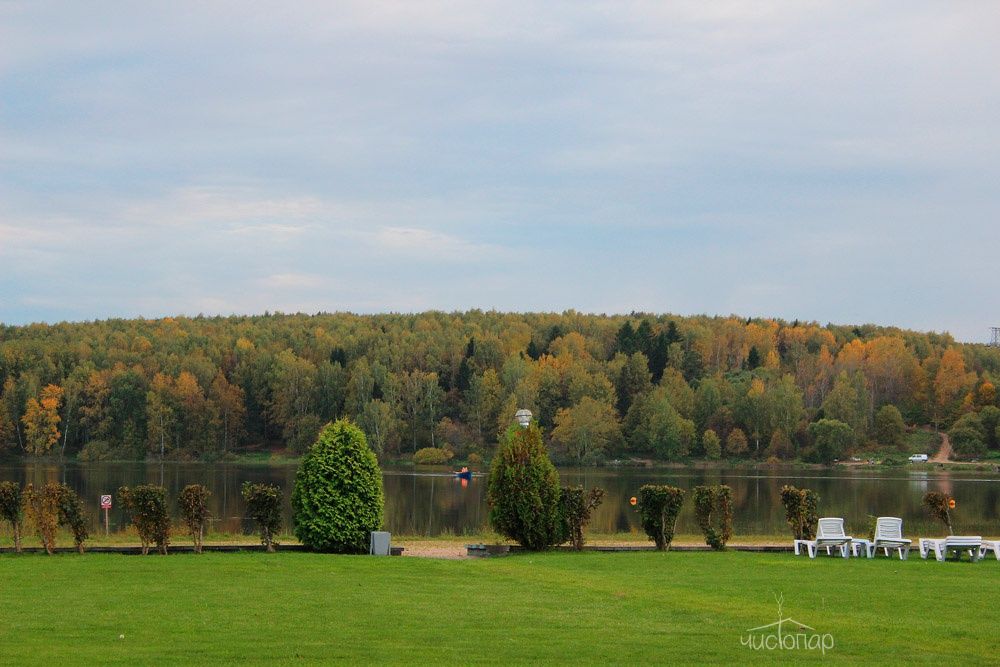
22;385;64;456
978;381;997;407
933;348;975;427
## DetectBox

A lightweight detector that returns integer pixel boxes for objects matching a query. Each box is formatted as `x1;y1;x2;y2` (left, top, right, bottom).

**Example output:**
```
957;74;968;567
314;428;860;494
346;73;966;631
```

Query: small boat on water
454;467;473;481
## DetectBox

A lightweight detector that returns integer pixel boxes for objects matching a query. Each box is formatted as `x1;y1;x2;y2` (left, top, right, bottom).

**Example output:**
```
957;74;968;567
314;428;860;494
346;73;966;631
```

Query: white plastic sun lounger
795;518;852;558
870;517;912;560
979;540;1000;561
919;536;982;562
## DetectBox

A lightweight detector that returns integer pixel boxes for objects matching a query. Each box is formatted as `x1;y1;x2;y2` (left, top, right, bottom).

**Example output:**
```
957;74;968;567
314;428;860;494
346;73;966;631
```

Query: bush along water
693;485;733;550
0;481;24;552
292;419;385;553
22;483;89;554
487;423;562;551
779;485;819;541
558;486;605;550
119;485;171;555
923;491;955;534
57;484;89;554
242;482;283;552
178;484;211;554
638;485;686;551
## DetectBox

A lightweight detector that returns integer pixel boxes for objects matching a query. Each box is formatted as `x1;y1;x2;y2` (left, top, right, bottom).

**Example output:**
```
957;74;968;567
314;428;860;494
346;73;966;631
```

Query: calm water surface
2;462;999;538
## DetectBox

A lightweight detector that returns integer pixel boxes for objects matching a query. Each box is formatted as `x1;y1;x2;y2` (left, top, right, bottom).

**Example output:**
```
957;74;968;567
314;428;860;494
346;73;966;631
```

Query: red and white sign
100;495;112;509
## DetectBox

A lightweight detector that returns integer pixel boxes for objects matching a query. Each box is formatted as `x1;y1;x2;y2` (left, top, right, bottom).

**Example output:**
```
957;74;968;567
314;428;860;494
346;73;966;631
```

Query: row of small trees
0;480;88;554
636;484;734;551
0;418;387;555
0;479;284;555
485;420;738;551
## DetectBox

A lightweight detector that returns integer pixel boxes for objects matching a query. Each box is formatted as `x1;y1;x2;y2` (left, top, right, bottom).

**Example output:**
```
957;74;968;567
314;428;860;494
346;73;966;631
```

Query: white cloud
370;227;501;262
1;2;999;341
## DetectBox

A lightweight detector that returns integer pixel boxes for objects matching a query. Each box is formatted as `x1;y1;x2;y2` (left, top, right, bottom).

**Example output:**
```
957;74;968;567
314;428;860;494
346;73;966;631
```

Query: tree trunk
61;414;70;458
13;523;21;553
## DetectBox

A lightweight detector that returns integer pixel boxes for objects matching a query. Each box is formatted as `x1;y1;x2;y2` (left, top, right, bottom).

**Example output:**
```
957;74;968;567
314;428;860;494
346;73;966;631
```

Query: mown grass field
1;550;997;664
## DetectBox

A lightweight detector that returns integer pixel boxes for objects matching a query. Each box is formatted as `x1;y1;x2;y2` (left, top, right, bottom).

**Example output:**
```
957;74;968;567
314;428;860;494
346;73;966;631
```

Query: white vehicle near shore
909;454;929;463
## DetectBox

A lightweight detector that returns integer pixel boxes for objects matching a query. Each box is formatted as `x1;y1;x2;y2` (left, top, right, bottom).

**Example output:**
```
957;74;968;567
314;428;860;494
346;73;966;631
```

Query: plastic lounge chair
798;518;852;558
919;536;982;562
979;540;1000;561
871;517;911;559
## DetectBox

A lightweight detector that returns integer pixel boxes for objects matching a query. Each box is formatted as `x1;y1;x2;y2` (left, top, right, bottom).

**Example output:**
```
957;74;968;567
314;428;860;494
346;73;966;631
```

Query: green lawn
1;550;997;664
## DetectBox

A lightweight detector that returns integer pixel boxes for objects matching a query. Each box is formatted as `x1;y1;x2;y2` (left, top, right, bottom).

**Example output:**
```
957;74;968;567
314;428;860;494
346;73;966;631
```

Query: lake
2;462;999;539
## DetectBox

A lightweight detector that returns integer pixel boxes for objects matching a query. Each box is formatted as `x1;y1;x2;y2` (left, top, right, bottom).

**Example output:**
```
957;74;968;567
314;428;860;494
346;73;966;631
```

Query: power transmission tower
991;327;1000;347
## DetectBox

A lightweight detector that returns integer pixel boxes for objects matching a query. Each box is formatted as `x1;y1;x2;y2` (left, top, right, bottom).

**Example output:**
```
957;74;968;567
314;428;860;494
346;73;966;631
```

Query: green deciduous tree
178;484;211;553
702;429;721;460
808;419;853;464
874;404;906;449
638;484;685;551
119;484;170;555
948;412;986;458
242;482;282;552
551;396;622;464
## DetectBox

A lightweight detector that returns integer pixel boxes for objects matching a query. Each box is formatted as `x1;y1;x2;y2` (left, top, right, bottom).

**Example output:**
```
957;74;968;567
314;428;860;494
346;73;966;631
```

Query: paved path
931;431;951;463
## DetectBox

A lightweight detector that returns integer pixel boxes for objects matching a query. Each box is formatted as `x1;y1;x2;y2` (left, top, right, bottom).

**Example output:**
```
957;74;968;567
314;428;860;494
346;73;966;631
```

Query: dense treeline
1;311;999;463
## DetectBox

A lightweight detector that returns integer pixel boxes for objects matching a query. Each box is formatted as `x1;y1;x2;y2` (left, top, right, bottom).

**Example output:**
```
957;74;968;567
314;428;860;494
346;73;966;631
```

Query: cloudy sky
2;2;998;341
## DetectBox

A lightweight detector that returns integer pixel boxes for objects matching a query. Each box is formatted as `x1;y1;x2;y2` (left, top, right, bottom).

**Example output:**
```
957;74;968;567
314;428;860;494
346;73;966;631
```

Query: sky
1;1;998;342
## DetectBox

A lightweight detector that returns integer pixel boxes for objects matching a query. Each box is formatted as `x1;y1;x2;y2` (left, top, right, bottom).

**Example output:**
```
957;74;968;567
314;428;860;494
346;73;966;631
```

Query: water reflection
0;463;998;538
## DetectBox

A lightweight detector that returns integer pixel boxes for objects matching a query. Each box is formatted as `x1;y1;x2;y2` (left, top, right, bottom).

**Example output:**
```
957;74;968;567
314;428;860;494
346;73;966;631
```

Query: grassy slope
1;551;997;664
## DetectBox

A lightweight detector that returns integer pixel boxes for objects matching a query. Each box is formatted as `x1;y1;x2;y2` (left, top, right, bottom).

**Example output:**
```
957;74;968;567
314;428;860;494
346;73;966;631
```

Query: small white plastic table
850;538;874;558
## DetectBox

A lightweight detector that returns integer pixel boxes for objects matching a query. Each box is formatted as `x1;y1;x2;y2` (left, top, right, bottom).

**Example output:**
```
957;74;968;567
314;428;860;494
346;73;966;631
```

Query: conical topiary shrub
487;423;562;550
292;419;385;553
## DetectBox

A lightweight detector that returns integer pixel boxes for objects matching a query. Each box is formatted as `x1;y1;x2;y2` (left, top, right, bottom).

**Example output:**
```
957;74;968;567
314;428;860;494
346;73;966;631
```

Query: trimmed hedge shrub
292;419;385;553
119;485;170;555
558;486;605;550
487;423;562;551
693;485;733;550
779;485;819;541
178;484;211;554
0;481;24;552
20;483;87;554
23;483;61;555
57;484;89;554
242;482;282;552
638;484;685;551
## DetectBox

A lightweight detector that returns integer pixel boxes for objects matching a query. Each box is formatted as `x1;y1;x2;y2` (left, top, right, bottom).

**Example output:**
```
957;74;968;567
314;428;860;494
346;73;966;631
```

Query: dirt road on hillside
931;431;952;463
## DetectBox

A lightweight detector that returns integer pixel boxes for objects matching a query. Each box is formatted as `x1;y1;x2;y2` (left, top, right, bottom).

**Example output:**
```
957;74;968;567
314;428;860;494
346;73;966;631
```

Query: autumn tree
725;428;748;457
268;350;320;452
209;371;246;455
22;384;63;456
933;348;974;428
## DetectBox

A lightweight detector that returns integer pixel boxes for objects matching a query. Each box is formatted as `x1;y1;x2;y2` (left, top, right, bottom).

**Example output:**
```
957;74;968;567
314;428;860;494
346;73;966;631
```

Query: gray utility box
370;531;391;556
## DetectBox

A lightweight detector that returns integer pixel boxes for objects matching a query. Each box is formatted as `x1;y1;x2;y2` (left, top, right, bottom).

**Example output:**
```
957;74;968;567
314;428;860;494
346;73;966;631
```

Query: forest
1;311;999;464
